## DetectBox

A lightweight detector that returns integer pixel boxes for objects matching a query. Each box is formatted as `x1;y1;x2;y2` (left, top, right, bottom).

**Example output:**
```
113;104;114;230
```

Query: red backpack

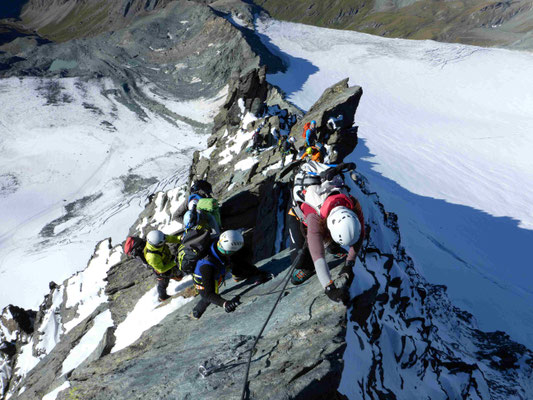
302;122;311;138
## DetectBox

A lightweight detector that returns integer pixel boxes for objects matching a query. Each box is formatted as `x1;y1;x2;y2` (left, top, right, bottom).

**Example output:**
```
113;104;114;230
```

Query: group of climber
251;115;344;166
125;132;364;317
127;179;270;319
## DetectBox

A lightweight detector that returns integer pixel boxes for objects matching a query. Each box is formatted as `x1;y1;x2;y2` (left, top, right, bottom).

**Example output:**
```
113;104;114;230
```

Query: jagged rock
58;251;349;400
190;69;362;262
0;306;36;337
105;259;153;326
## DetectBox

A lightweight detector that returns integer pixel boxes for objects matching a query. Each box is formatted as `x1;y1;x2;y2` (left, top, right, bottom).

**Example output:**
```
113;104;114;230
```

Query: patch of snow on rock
63;240;122;334
61;310;113;375
112;278;194;353
42;381;70;400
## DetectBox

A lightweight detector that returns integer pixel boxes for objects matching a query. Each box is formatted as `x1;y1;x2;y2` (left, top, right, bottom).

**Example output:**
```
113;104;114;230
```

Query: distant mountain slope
253;0;533;49
12;0;175;42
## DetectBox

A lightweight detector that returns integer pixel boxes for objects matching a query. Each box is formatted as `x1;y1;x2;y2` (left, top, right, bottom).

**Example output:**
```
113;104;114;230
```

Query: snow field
257;18;533;348
112;277;194;353
61;310;113;375
0;76;211;310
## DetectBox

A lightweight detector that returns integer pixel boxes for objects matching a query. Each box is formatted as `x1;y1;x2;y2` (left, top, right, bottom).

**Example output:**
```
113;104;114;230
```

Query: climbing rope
240;243;308;400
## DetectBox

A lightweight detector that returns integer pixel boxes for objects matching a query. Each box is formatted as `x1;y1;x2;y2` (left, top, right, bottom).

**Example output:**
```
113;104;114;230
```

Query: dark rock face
1;306;36;336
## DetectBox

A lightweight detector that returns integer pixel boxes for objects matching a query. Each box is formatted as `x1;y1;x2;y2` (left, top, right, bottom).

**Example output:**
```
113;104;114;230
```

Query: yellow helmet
306;147;313;155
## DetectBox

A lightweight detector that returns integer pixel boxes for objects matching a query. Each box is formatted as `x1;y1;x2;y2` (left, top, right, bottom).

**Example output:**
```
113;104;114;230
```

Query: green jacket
144;234;182;274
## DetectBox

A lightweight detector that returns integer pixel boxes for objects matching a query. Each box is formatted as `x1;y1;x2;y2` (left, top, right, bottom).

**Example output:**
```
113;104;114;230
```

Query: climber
192;230;271;319
327;114;344;132
279;135;298;166
304;120;318;147
183;206;220;235
320;114;344;143
144;229;184;302
252;127;263;153
288;161;365;305
175;179;221;233
300;145;323;162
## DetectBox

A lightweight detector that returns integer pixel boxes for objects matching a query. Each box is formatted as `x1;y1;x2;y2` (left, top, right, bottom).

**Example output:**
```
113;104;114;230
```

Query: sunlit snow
257;18;533;347
0;76;215;310
112;277;194;353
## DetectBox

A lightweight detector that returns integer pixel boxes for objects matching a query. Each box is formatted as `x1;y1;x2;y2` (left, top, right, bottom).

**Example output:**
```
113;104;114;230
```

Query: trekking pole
240;242;308;400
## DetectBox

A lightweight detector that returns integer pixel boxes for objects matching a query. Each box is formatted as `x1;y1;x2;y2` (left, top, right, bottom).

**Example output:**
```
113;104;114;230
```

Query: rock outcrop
190;68;362;261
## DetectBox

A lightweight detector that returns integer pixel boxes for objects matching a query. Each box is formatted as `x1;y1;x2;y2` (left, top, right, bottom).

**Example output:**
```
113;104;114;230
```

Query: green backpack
196;198;221;227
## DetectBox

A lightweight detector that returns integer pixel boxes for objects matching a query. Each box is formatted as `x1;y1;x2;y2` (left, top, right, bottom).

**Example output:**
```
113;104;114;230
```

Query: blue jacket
305;128;317;147
192;243;227;289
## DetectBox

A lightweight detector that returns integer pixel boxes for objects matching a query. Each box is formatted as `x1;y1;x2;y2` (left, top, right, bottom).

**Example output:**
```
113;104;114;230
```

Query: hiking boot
254;271;273;284
171;274;184;282
291;268;315;285
158;293;171;302
191;310;201;320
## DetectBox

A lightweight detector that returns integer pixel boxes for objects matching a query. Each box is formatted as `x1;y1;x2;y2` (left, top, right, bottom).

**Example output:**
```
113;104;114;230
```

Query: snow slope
0;77;224;311
256;19;533;348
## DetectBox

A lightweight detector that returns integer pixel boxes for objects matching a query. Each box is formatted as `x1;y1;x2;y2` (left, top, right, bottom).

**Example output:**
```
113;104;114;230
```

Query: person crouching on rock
288;163;365;304
145;229;184;302
192;230;271;319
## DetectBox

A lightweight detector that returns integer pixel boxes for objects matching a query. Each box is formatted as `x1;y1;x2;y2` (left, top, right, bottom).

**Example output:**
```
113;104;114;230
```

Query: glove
325;282;350;305
224;297;241;313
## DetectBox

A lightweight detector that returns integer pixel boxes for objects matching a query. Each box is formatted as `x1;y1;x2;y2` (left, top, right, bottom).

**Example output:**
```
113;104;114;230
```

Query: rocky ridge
0;0;284;130
0;2;532;398
1;64;532;399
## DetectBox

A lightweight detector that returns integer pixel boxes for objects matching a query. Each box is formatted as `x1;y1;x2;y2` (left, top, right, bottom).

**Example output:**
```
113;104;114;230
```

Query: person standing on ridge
305;120;318;147
288;161;365;304
279;135;298;166
144;229;184;302
191;230;271;319
175;179;221;233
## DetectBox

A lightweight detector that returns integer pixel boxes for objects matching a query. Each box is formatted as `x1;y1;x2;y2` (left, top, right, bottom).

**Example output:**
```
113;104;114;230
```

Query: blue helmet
311;120;317;125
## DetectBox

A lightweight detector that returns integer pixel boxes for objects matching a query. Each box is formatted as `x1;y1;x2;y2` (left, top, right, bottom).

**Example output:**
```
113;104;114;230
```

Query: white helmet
147;230;165;247
217;230;244;255
327;207;361;246
288;136;295;144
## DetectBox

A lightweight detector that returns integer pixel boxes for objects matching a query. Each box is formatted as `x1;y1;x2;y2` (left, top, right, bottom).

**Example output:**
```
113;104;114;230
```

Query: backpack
302;122;311;139
177;228;213;275
291;161;349;219
124;236;162;266
197;197;221;227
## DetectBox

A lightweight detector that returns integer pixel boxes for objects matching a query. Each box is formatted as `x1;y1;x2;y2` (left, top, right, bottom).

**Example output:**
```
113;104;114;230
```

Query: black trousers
287;215;314;271
192;259;262;318
154;266;181;298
